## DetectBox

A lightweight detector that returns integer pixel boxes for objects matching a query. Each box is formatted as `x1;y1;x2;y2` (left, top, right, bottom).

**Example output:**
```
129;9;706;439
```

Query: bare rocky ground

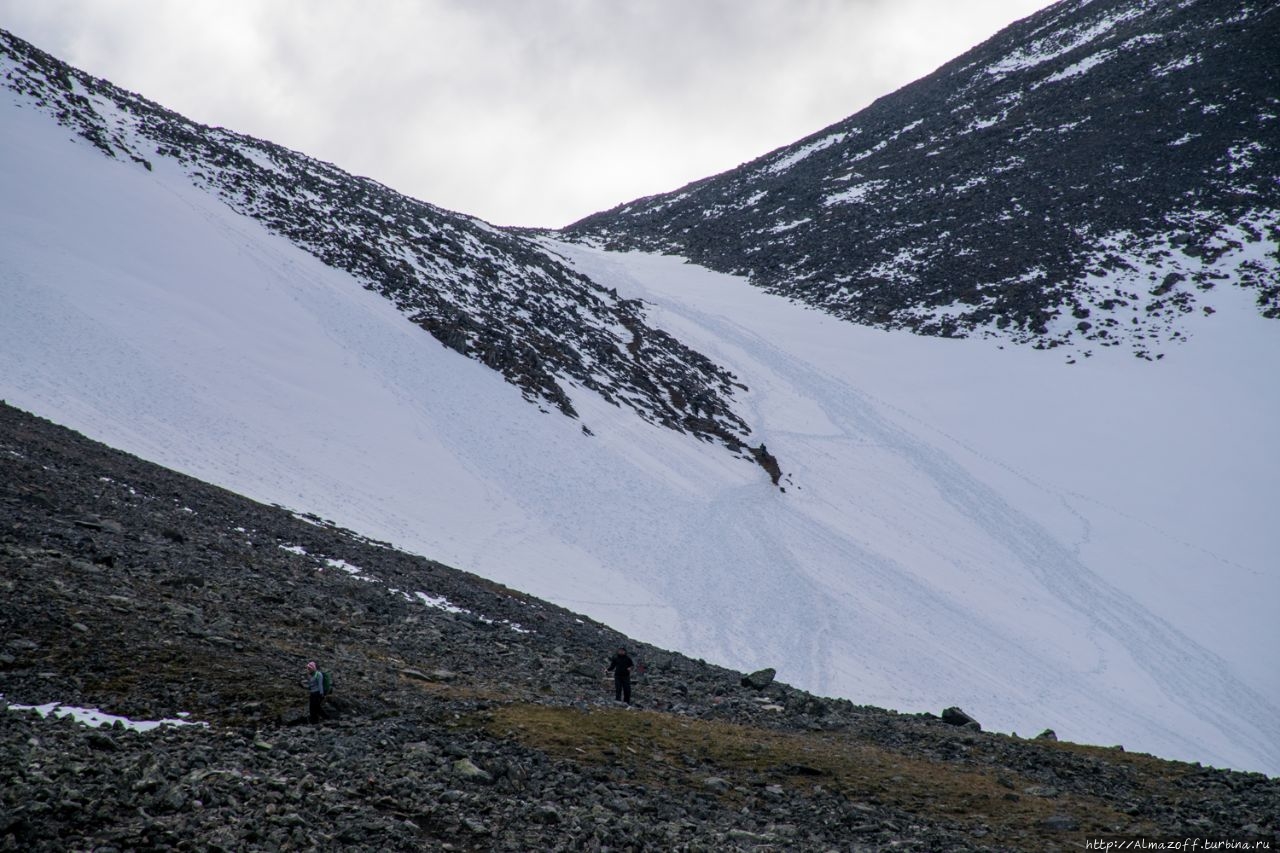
1;401;1276;852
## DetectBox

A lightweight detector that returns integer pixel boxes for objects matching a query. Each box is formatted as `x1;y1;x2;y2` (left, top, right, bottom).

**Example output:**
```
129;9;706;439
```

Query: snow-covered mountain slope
3;70;1278;777
0;28;776;477
565;0;1279;359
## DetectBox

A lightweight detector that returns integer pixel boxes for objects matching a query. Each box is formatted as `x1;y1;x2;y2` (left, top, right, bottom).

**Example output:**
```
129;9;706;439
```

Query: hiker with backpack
606;647;635;705
305;660;328;724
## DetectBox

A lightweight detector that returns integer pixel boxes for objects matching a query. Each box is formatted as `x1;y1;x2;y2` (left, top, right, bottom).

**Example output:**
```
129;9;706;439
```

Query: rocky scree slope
565;0;1279;359
0;29;779;479
2;401;1277;852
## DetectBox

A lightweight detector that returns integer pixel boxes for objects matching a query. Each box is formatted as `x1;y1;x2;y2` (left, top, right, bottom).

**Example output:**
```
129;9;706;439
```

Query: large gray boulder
741;668;776;690
941;706;982;731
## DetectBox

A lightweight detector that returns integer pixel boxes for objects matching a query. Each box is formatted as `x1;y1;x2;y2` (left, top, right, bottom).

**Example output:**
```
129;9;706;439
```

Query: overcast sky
2;1;1056;227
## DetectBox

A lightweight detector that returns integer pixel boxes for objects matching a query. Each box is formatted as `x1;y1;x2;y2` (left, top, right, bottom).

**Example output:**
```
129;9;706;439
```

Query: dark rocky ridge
0;29;777;480
2;401;1276;851
565;0;1279;359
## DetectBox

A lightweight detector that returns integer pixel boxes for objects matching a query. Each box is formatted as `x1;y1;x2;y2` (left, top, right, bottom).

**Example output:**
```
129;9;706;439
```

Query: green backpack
321;670;334;695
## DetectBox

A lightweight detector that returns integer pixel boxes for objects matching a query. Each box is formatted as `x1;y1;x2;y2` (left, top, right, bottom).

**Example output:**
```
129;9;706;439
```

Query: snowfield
2;91;1277;775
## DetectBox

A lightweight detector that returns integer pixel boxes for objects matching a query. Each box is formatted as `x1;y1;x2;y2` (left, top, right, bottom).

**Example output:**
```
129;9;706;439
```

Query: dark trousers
614;673;631;704
309;693;325;724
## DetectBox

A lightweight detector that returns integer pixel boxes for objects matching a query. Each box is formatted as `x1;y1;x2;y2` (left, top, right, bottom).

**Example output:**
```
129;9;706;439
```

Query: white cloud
0;0;1055;226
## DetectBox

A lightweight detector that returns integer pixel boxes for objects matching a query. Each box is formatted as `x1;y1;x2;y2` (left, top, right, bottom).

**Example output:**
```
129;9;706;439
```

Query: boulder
532;803;561;824
941;706;981;730
452;758;492;783
1024;786;1060;798
741;668;776;690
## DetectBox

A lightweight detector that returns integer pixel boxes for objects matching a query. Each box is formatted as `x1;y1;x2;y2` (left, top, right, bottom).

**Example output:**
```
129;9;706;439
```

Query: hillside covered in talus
2;403;1277;851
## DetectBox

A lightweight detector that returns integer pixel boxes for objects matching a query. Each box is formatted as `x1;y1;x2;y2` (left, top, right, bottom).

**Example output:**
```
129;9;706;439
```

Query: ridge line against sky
0;0;1055;227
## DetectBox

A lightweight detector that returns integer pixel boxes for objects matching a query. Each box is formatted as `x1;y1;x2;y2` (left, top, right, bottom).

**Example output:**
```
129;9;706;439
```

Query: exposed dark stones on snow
564;0;1279;358
2;402;1277;850
0;29;780;483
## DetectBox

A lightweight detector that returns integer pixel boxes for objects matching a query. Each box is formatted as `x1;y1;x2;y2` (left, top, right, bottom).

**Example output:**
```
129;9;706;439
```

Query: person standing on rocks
606;647;635;705
306;661;326;724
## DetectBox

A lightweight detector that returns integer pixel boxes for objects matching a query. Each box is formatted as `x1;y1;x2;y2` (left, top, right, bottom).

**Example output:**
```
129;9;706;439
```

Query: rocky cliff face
0;29;774;476
565;0;1279;359
2;402;1277;850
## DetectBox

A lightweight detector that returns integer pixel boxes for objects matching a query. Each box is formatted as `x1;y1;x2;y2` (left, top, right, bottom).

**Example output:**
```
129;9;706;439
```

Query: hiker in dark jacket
606;647;635;704
306;661;325;724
